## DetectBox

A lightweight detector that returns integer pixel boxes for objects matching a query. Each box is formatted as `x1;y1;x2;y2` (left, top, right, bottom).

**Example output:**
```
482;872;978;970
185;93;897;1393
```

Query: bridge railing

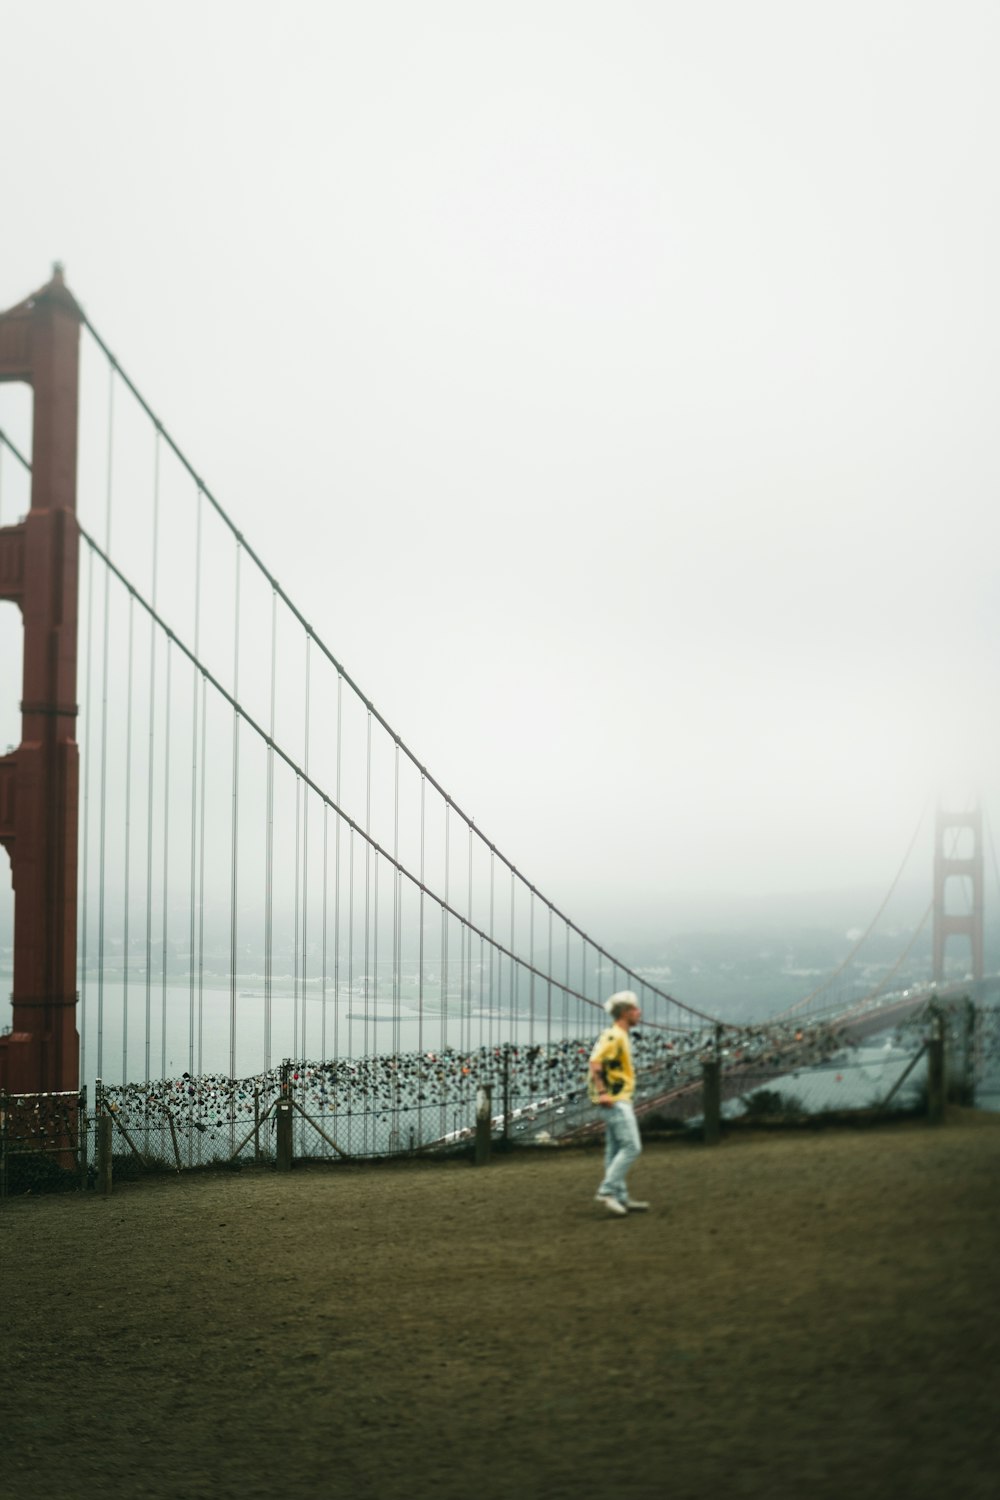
640;996;988;1133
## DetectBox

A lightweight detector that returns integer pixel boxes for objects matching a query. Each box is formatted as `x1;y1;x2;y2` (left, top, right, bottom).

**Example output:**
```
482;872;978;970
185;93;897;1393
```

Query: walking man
589;991;649;1216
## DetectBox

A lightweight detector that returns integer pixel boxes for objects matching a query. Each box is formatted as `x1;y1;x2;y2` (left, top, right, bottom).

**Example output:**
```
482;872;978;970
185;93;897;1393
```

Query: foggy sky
2;1;998;936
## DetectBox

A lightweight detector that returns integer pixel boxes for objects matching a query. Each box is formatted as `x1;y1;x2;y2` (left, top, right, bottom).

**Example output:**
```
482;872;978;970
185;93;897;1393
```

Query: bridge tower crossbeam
0;268;82;1094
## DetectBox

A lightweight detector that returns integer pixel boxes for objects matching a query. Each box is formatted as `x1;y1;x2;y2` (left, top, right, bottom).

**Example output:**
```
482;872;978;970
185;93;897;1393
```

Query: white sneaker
595;1194;628;1216
624;1198;650;1212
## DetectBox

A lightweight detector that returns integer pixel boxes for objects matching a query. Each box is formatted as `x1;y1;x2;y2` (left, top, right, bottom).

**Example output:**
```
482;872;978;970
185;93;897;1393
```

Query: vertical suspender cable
441;800;450;1138
144;429;161;1085
96;364;115;1081
547;906;553;1046
442;801;450;1054
529;890;535;1048
489;850;495;1057
302;632;311;1059
160;639;172;1080
321;801;329;1062
347;827;355;1062
459;922;466;1065
320;674;330;1072
580;935;587;1040
121;593;135;1082
393;743;400;1065
497;932;505;1073
417;773;426;1146
188;484;203;1078
79;546;95;1088
478;933;485;1057
373;847;380;1069
564;921;570;1040
364;709;372;1074
293;777;301;1055
418;774;425;1066
265;587;276;1069
197;674;207;1074
229;542;242;1086
983;809;1000;903
509;871;515;1032
333;672;342;1064
467;823;474;1055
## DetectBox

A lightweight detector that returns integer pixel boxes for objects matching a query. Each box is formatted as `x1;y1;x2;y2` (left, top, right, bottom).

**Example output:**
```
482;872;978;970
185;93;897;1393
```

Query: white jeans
597;1099;642;1204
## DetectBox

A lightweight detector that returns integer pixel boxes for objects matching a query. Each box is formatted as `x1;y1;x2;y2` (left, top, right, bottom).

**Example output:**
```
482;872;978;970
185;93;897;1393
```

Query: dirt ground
2;1111;998;1500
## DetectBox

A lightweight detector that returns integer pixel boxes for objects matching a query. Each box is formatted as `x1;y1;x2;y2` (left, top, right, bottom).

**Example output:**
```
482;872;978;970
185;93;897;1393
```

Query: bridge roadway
631;981;998;1130
513;984;991;1148
635;993;935;1130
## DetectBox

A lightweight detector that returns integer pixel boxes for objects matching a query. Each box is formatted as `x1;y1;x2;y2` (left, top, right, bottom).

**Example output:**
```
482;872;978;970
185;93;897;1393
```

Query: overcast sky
2;1;997;936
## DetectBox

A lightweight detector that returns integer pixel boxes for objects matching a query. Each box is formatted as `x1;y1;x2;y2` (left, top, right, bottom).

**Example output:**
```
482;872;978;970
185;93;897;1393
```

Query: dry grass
2;1108;998;1500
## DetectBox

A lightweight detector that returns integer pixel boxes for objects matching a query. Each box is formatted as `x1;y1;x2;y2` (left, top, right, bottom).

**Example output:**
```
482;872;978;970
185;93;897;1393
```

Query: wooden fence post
275;1098;293;1170
927;1029;945;1125
96;1080;113;1196
962;998;976;1105
502;1046;511;1145
77;1085;88;1191
95;1079;112;1195
165;1105;182;1173
276;1061;293;1171
475;1084;492;1166
702;1059;721;1145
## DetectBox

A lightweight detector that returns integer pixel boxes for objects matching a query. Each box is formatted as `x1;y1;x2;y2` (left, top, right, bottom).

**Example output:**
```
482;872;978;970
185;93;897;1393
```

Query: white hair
604;991;639;1020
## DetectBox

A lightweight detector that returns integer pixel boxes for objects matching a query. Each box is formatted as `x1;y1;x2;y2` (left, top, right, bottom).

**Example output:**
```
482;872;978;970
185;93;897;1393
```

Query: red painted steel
933;807;984;984
0;268;82;1093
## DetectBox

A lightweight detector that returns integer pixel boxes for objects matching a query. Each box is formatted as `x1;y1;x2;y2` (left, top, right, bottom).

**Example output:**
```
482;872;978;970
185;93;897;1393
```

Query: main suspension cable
78;314;706;1019
77;524;719;1029
0;426;30;471
773;797;931;1020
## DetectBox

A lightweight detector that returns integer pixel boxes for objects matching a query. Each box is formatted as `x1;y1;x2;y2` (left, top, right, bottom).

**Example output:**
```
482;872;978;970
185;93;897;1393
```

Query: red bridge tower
0;268;82;1094
932;804;984;985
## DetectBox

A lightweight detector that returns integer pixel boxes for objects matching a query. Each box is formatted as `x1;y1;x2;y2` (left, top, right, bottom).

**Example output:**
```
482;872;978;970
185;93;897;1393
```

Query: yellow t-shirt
588;1023;635;1103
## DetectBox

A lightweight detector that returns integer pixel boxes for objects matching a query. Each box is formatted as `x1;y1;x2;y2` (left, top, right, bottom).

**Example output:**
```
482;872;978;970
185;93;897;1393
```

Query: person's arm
589;1058;613;1106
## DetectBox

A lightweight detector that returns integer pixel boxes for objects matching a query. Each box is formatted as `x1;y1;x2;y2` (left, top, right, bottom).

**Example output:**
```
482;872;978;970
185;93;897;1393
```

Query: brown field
2;1110;999;1500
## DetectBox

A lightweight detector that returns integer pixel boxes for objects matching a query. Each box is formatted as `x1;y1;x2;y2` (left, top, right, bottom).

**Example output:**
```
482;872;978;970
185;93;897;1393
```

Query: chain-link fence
973;1002;1000;1109
88;1031;688;1173
83;1016;856;1173
4;998;997;1194
84;1019;750;1172
0;1089;88;1196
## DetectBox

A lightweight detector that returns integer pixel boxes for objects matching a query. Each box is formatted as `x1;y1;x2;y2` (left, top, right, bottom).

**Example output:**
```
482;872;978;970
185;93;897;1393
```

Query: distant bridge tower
0;269;82;1094
932;804;984;984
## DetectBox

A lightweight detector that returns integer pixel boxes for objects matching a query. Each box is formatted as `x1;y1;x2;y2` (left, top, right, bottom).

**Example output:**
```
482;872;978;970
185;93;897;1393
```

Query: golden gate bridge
0;269;994;1165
